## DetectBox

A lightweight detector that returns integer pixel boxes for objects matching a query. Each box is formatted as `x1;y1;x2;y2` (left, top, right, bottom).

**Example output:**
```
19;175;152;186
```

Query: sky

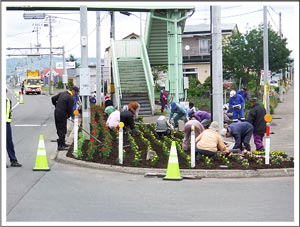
2;1;299;61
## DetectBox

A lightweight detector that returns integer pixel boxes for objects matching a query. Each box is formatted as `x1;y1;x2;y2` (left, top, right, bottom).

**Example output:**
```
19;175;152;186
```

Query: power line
267;8;279;31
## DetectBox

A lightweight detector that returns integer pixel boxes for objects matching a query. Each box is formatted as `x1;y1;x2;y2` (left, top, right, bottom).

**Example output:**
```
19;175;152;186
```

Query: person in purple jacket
189;110;211;125
228;90;245;122
222;121;254;151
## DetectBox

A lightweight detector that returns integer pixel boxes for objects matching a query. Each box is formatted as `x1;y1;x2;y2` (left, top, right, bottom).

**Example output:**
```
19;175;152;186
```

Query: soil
66;123;294;170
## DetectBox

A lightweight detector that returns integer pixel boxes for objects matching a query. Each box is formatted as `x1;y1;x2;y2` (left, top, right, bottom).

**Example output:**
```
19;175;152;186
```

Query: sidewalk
268;85;295;157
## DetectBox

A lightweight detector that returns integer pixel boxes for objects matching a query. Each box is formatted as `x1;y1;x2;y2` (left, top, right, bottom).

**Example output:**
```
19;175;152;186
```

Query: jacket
51;91;74;118
6;98;12;123
227;122;254;148
229;94;245;110
195;128;227;152
247;103;266;134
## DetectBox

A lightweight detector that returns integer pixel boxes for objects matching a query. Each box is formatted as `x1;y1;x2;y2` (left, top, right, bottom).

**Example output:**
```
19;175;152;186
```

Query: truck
23;70;43;95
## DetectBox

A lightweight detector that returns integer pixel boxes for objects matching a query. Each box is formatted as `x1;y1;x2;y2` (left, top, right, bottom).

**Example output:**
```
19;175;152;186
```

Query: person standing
237;87;250;102
159;85;168;113
51;86;79;151
222;121;254;151
247;97;266;151
228;90;245;122
6;88;22;167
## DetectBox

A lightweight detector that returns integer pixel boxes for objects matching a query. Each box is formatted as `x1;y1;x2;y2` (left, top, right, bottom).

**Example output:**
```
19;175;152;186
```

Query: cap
104;95;110;100
209;121;219;130
171;102;176;110
250;97;257;102
230;90;236;97
71;86;79;93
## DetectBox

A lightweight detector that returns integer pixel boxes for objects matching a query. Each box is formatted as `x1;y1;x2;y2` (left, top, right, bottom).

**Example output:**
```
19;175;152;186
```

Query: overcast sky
2;1;299;61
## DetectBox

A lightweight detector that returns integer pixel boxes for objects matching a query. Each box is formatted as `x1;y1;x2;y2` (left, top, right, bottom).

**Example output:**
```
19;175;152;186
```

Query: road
3;88;297;225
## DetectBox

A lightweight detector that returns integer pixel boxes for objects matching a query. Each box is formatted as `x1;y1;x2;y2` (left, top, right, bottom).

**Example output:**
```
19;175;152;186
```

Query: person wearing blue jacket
223;121;254;151
168;102;189;128
228;90;245;122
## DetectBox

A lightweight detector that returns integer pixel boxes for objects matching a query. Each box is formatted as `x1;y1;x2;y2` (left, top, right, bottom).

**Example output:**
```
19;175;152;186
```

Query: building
182;23;238;83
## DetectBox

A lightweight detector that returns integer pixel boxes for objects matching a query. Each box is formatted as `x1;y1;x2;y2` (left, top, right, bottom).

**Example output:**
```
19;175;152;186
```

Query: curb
55;150;294;178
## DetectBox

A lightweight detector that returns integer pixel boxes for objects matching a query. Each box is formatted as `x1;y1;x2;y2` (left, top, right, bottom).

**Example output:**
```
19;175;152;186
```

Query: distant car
270;80;279;87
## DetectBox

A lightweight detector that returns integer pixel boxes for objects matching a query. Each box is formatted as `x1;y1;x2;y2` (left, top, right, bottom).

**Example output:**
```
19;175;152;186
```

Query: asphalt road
3;87;297;225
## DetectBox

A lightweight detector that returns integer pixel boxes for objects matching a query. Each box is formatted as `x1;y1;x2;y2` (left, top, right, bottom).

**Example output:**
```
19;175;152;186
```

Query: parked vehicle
24;70;43;95
270;80;279;87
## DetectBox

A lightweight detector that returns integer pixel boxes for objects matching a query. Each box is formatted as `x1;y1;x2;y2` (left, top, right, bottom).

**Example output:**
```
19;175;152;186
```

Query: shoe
57;145;69;151
11;161;22;167
258;147;265;151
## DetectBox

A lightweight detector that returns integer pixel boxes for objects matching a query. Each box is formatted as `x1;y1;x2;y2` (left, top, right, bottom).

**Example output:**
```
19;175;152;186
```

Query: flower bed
66;105;294;170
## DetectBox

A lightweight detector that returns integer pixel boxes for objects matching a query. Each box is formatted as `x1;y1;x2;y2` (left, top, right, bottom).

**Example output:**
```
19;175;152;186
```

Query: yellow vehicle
24;70;43;95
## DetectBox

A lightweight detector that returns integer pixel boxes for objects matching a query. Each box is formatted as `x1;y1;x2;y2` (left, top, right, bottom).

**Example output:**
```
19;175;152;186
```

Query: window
183;68;198;79
199;39;210;54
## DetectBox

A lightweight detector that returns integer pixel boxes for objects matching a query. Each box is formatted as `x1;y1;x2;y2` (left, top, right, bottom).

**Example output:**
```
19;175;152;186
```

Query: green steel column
167;10;184;103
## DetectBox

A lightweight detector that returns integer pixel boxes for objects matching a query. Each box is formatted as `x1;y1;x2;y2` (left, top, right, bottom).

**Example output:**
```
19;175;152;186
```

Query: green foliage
186;77;211;111
223;26;292;96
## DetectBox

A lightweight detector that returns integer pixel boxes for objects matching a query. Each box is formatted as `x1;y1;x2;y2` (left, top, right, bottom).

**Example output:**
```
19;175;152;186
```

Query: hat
209;121;219;130
250;97;257;102
104;105;115;115
230;90;236;97
171;102;176;110
104;95;110;100
221;128;228;137
71;86;79;93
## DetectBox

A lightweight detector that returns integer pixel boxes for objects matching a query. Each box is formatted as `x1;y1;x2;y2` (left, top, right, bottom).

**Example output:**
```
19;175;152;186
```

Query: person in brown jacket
195;121;229;159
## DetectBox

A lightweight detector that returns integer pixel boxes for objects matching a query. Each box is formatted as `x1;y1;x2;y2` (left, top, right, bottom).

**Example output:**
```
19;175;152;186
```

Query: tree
67;54;80;68
223;24;292;95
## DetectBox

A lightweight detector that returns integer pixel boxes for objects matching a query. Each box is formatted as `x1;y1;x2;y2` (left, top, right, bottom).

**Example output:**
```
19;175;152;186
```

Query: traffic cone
163;141;182;181
33;135;50;171
19;93;24;104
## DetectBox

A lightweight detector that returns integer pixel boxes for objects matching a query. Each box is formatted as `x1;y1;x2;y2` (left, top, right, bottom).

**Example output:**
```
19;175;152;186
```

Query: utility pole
96;11;102;105
49;15;54;95
263;6;270;114
80;5;90;139
211;5;223;131
62;46;67;90
279;12;282;38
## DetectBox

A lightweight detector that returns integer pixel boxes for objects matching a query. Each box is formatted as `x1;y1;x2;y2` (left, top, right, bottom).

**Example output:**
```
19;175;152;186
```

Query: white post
190;125;195;168
73;115;79;156
265;137;270;165
118;122;124;164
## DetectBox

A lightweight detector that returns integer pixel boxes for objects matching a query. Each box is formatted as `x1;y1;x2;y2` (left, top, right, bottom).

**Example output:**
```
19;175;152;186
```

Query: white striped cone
163;141;182;180
33;135;50;171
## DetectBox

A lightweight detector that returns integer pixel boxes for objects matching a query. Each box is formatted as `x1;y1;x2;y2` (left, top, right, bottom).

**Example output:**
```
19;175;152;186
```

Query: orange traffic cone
19;93;24;104
163;141;182;181
33;135;50;171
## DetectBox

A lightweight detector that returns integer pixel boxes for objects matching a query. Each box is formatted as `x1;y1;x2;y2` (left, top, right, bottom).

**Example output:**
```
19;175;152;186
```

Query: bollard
118;122;124;164
73;110;79;157
264;114;272;165
190;125;195;168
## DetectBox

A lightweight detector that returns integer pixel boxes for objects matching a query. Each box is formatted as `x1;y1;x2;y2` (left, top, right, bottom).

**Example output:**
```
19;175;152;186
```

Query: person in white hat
228;90;245;122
